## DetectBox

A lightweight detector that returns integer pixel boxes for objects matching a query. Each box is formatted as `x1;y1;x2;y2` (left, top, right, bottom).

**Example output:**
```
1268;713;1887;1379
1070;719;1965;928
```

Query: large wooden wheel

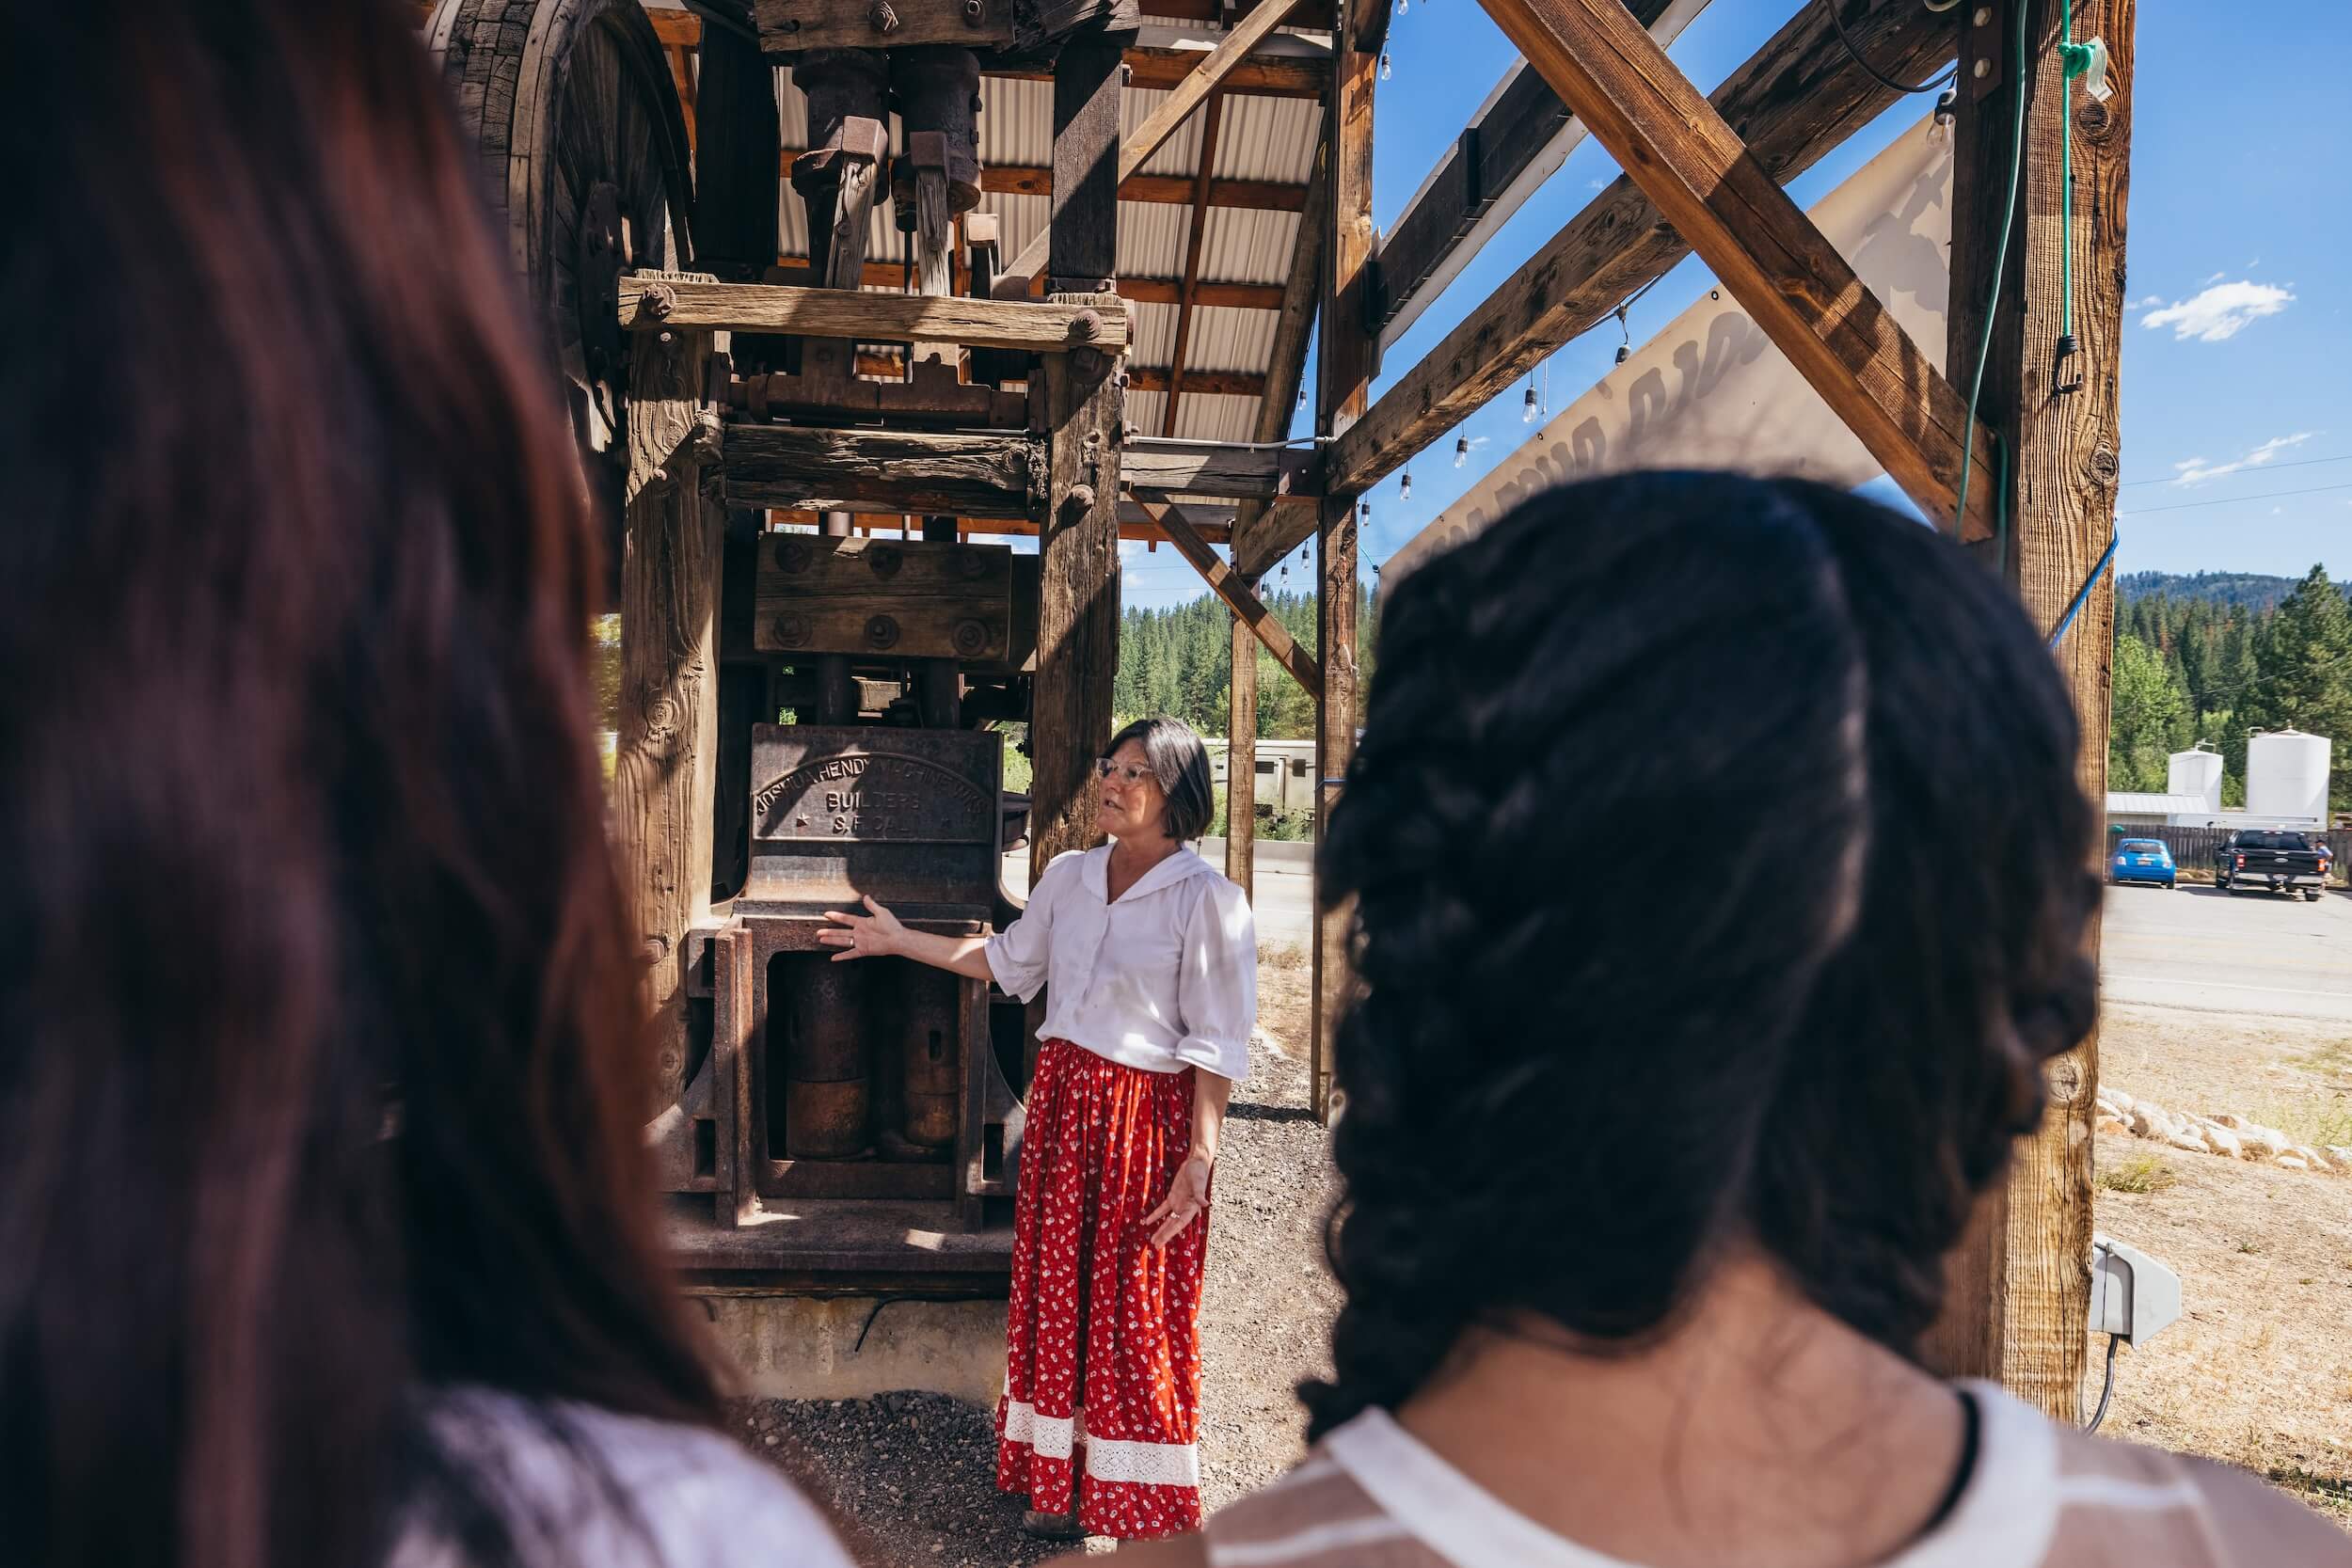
427;0;696;577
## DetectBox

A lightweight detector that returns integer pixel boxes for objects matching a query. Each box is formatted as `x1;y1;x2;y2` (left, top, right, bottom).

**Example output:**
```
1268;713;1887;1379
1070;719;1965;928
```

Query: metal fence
2107;824;2346;884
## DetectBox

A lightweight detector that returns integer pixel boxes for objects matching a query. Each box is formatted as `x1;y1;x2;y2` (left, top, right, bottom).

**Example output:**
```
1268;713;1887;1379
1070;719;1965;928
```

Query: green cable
1953;0;2029;555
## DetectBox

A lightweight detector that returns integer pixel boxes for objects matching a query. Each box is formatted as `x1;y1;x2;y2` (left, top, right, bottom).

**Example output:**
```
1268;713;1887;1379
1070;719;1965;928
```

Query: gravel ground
741;942;1341;1562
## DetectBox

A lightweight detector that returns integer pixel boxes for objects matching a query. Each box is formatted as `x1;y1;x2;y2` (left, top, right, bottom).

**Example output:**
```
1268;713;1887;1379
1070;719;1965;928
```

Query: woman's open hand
817;895;905;961
1142;1152;1213;1247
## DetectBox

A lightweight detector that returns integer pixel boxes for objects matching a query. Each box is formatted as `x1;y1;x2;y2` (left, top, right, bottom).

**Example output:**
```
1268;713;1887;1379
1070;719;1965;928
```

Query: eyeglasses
1094;757;1152;786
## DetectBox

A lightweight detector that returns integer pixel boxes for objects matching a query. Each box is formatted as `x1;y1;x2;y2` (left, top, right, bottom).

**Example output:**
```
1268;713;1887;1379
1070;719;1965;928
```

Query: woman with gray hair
820;715;1256;1542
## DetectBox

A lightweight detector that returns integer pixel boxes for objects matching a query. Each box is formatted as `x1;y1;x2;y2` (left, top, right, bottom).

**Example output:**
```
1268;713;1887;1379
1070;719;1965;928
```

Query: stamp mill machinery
426;0;1145;1286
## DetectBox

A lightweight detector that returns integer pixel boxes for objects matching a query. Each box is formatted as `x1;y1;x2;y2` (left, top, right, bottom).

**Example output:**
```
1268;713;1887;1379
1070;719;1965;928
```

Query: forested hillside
2109;565;2352;809
1114;585;1377;739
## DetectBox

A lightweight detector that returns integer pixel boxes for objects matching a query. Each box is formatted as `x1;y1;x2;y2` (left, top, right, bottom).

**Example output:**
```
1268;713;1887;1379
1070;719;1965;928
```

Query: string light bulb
1400;469;1412;500
1297;384;1307;407
1522;385;1539;423
1454;436;1470;467
1379;53;1391;81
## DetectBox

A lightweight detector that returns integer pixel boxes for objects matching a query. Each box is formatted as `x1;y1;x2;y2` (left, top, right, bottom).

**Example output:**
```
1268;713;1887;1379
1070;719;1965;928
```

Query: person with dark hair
1083;473;2347;1568
0;4;850;1566
821;715;1253;1541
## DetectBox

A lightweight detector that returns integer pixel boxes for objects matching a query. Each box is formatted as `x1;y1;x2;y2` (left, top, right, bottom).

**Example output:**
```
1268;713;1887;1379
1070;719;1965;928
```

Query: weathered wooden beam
1292;0;1959;568
1230;125;1328;576
636;1;1338;86
755;0;1014;54
1371;0;1683;336
765;260;1282;310
612;281;723;1118
721;423;1045;516
752;535;1015;660
1310;0;1376;1126
1468;0;1995;537
1146;503;1323;698
619;277;1129;351
1920;0;2136;1421
1163;91;1228;436
993;0;1304;294
1123;440;1318;501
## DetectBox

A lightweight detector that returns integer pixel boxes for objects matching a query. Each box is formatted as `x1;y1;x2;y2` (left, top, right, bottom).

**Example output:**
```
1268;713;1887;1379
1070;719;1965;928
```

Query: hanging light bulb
1614;343;1630;365
1454;436;1470;468
1280;559;1290;580
1522;386;1539;423
1297;384;1307;408
1400;469;1412;500
1357;500;1369;522
1379;53;1392;81
1397;0;1406;14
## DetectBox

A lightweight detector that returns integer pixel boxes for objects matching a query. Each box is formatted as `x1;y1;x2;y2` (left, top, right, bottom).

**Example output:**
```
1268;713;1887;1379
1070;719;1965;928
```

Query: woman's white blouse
985;845;1257;1084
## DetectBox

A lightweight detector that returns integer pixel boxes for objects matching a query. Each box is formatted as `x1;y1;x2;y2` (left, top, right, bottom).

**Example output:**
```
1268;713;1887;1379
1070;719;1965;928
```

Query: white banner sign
1386;119;1953;582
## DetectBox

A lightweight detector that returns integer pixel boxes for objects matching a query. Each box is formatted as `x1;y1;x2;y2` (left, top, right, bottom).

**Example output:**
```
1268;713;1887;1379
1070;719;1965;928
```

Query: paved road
2099;879;2352;1022
1000;849;1313;946
1009;856;2352;1021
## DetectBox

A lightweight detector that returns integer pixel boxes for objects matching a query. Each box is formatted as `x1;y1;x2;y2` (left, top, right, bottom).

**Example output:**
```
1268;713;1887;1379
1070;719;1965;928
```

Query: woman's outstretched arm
818;895;996;981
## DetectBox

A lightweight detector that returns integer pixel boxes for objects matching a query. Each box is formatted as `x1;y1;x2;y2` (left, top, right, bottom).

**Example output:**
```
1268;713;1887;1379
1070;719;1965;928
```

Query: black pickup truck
2214;830;2333;901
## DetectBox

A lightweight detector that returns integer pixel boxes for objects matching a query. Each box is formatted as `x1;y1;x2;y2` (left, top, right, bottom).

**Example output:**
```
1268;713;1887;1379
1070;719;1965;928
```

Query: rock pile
2094;1087;2350;1177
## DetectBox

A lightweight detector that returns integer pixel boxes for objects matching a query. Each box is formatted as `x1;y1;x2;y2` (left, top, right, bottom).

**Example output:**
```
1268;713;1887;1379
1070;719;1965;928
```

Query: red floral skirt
995;1038;1208;1539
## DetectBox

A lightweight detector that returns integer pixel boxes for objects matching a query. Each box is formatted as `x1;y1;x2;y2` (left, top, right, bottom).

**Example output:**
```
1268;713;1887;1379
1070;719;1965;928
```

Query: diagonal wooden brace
1472;0;1998;542
1141;500;1324;700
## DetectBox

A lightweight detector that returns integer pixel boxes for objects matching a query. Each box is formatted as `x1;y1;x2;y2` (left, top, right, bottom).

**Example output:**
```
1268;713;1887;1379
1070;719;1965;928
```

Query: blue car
2110;838;2177;888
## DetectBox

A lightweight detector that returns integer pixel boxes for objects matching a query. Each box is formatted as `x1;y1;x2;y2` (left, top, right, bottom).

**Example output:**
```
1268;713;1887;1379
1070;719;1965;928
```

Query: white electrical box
2090;1234;2183;1347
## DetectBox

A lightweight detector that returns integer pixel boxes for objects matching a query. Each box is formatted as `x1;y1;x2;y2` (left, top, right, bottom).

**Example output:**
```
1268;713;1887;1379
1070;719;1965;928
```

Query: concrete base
693;1291;1009;1409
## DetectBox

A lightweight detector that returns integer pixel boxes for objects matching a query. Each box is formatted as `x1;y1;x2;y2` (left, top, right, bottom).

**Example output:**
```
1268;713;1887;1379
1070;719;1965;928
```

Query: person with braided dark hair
1082;472;2347;1568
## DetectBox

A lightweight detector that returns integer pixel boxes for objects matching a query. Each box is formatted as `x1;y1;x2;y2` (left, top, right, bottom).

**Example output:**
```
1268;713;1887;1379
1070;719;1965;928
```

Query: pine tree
2242;564;2352;808
2108;634;2188;794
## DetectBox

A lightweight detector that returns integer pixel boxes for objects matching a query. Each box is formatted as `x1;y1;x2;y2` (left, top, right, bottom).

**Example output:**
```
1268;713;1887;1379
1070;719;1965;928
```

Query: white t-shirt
389;1389;854;1568
1202;1382;2352;1568
985;844;1257;1083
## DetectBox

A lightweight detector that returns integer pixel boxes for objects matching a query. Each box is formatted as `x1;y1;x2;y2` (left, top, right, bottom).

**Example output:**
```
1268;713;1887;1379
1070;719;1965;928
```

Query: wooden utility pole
1028;34;1128;885
613;284;723;1117
1309;0;1381;1121
1923;0;2135;1418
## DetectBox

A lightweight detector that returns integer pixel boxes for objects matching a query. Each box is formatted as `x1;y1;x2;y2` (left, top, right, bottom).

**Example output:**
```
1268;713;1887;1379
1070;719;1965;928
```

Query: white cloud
2246;257;2261;268
2125;294;2165;309
1587;177;1608;190
2170;432;2316;485
2139;280;2296;341
2201;271;2227;285
2272;507;2285;515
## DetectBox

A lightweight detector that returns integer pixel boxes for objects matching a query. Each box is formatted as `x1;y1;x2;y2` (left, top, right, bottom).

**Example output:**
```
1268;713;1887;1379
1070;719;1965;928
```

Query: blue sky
1120;0;2352;608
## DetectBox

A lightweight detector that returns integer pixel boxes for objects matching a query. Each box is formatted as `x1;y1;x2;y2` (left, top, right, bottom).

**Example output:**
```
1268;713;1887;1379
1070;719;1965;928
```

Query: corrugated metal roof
751;24;1321;451
2106;793;2217;815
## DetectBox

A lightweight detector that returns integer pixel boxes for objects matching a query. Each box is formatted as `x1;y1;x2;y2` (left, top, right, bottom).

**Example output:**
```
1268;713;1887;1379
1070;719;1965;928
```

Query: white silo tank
2247;729;2332;823
2168;745;2224;814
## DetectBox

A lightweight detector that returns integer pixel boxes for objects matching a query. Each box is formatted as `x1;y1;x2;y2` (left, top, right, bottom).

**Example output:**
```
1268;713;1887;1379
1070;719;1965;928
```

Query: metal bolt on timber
870;2;899;31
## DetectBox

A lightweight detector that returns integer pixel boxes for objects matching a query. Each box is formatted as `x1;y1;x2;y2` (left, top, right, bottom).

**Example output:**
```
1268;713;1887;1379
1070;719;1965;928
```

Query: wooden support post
613;294;723;1116
1309;0;1375;1123
1921;0;2134;1420
1028;38;1126;886
1228;610;1259;896
696;20;787;903
694;24;782;284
